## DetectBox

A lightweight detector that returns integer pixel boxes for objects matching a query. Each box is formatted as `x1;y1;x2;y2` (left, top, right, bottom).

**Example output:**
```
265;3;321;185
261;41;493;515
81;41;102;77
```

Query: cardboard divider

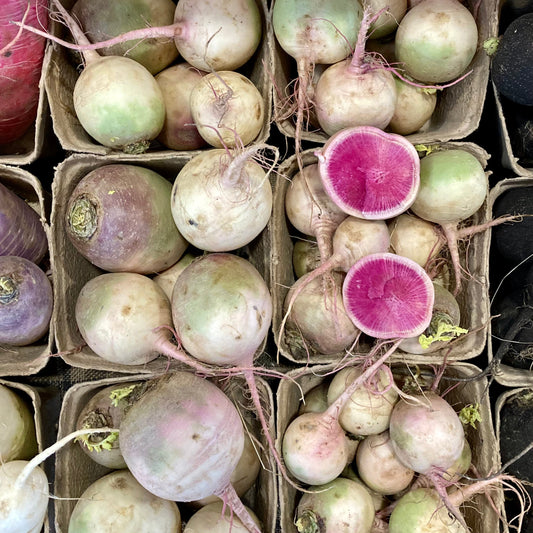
276;362;503;533
51;151;273;373
487;177;533;387
270;143;491;365
0;378;48;532
44;0;272;157
270;0;497;146
0;165;53;376
53;373;277;533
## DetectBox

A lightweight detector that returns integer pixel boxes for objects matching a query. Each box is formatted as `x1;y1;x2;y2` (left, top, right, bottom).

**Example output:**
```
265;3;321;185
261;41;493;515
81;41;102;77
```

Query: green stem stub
0;276;18;304
296;510;321;533
459;403;482;429
123;140;150;155
483;37;500;56
69;196;98;239
109;384;138;407
75;425;119;453
418;313;468;350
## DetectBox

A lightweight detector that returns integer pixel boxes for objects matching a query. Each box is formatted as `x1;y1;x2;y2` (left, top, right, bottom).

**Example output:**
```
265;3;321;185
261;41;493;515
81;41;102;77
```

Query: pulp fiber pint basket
0;378;48;533
271;143;491;365
0;165;53;376
53;373;277;533
44;0;272;156
51;152;274;374
487;177;533;387
270;0;497;146
275;362;503;533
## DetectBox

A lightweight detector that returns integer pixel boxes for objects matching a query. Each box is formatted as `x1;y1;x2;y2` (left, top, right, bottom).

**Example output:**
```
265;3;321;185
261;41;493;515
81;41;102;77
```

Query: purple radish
342;252;434;339
0;181;47;264
398;282;466;355
0;256;52;346
283;271;360;357
170;145;275;252
272;0;363;167
65;164;188;274
155;63;207;151
316;126;420;220
118;371;261;533
313;7;398;136
70;0;179;75
295;477;375;533
284;163;347;262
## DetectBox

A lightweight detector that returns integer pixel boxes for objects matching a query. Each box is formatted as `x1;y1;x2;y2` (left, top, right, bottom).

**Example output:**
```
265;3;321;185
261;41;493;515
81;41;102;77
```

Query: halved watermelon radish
315;126;420;220
342;252;434;339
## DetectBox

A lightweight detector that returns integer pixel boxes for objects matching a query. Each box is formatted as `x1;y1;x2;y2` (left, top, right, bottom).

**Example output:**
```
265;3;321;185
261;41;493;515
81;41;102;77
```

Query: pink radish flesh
342;252;434;339
316;126;420;219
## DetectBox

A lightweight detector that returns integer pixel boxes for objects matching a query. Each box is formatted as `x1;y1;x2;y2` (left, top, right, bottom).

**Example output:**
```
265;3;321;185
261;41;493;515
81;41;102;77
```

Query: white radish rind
342;252;434;339
316;126;420;220
389;392;465;474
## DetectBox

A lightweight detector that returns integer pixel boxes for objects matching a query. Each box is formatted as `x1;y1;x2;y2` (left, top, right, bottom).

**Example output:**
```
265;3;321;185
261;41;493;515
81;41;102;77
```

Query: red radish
355;430;415;495
295;477;375;533
313;7;398;136
272;0;363;166
0;0;48;144
68;470;182;532
70;0;179;75
316;126;420;220
155;63;207;151
0;256;52;346
394;0;478;84
118;371;261;533
342;252;434;339
65;164;188;274
283;271;360;357
170;146;275;252
190;71;265;149
0;181;47;264
284;163;347;262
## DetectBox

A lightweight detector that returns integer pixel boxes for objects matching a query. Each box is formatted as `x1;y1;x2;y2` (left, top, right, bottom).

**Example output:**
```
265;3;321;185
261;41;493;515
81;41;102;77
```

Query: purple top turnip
0;256;52;346
0;181;47;264
65;164;188;274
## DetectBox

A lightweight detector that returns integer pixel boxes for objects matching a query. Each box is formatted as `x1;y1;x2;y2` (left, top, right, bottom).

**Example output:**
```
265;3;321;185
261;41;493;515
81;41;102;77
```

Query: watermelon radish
315;126;420;220
342;252;435;339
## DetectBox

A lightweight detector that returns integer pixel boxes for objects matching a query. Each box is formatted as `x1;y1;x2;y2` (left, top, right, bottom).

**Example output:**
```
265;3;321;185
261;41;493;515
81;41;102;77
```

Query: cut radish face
316;126;420;219
342;252;434;338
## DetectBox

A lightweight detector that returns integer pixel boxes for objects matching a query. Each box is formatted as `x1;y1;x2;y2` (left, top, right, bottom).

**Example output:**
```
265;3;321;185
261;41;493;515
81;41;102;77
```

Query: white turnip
190;71;265;149
68;469;182;533
394;0;478;84
153;252;198;301
170;145;275;252
184;501;262;532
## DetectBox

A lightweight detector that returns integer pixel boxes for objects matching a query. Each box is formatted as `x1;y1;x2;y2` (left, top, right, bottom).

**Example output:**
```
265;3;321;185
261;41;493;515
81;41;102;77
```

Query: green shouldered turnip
292;240;321;279
65;164;188;274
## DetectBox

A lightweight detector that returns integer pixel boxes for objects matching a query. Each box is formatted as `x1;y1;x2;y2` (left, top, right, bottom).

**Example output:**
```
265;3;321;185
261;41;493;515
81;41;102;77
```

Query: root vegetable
184;501;262;532
65;164;188;274
153;252;198;301
0;256;52;346
292;240;321;279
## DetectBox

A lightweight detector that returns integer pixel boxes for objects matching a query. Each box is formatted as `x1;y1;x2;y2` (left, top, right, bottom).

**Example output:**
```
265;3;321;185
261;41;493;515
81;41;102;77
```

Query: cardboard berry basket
270;0;498;146
271;142;491;366
53;372;277;533
51;151;274;374
276;361;503;533
44;0;272;157
0;164;53;376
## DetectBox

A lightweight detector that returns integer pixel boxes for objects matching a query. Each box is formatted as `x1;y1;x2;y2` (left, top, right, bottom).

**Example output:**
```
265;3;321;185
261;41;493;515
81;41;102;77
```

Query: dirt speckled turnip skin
0;255;52;346
119;372;245;502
